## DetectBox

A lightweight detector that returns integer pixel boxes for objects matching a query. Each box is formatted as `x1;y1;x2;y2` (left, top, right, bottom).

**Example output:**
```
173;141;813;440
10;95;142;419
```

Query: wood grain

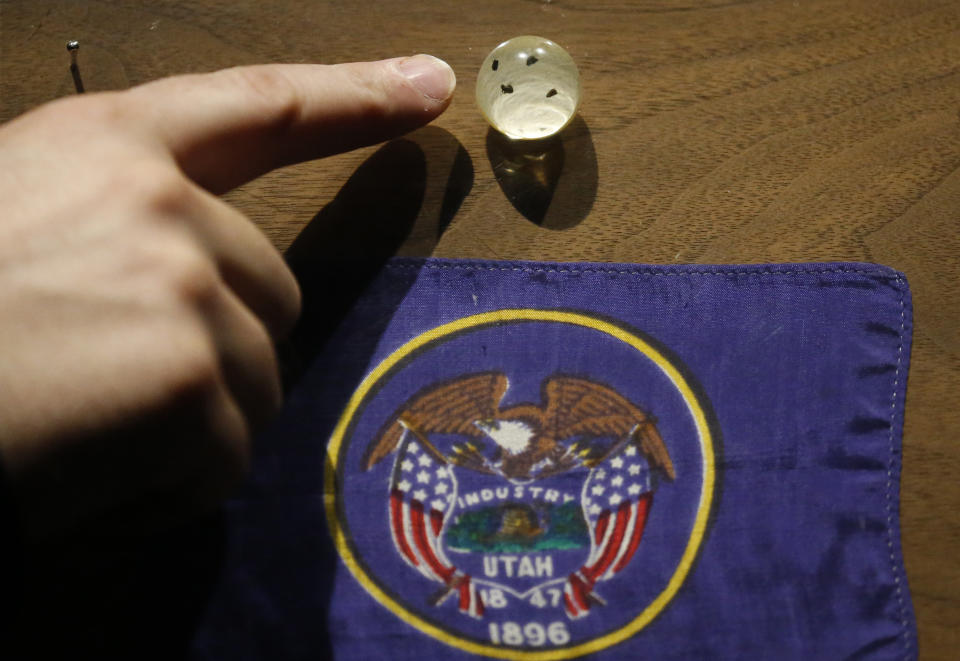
2;0;959;657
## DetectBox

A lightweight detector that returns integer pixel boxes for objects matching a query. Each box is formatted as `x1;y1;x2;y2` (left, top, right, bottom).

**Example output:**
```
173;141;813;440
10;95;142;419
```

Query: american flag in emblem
564;442;655;618
388;434;484;618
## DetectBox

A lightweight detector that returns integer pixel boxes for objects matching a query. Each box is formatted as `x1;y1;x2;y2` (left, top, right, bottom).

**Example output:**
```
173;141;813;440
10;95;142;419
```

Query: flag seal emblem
325;309;717;659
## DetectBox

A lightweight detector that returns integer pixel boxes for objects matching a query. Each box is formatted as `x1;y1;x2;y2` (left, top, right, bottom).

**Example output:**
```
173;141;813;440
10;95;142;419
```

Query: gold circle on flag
325;309;716;660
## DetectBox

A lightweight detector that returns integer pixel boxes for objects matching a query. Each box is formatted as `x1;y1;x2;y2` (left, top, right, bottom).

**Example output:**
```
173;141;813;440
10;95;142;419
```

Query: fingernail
399;54;456;101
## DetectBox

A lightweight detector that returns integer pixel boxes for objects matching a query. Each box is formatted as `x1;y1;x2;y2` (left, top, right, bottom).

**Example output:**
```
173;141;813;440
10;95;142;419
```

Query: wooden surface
2;0;959;657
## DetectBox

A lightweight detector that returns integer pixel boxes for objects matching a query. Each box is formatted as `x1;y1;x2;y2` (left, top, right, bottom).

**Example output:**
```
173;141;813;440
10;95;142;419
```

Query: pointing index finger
128;56;456;193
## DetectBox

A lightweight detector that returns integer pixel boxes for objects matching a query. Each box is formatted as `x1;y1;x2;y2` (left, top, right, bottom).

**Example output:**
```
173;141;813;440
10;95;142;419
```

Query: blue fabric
191;258;916;660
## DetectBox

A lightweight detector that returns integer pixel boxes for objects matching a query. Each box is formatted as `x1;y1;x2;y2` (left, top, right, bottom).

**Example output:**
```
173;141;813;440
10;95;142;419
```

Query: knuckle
133;233;219;309
228;66;302;129
271;266;303;339
165;246;221;307
97;162;193;219
283;275;303;331
255;328;284;415
78;92;133;125
135;167;194;216
239;316;284;422
345;67;394;122
164;333;221;403
248;314;276;361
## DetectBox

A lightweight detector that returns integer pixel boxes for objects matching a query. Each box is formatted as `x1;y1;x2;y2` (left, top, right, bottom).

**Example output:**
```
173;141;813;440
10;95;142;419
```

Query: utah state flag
191;258;916;661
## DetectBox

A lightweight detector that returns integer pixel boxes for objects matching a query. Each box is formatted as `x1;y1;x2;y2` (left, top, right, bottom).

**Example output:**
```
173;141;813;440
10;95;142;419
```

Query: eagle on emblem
363;372;675;483
363;371;677;620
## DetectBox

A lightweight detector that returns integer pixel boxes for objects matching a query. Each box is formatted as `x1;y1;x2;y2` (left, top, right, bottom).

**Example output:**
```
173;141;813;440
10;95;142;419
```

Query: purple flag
192;258;916;661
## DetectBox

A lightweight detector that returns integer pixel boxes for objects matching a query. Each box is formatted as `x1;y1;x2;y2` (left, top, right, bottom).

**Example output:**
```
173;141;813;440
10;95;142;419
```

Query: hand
0;55;456;540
